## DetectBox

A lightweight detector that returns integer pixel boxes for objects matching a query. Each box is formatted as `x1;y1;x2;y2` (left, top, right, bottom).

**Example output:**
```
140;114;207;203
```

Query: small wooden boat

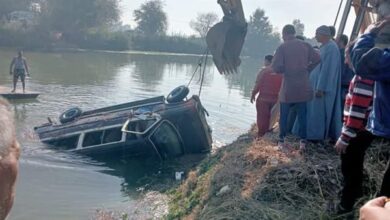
0;86;39;100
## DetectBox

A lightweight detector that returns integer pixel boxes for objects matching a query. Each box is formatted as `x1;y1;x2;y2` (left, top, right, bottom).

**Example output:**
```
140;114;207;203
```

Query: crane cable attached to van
186;49;210;98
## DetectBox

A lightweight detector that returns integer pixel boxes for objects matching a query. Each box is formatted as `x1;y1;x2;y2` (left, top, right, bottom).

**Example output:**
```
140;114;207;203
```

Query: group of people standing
252;24;342;148
251;16;390;217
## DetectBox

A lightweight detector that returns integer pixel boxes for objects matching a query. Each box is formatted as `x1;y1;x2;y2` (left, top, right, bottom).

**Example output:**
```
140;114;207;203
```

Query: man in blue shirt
350;16;390;198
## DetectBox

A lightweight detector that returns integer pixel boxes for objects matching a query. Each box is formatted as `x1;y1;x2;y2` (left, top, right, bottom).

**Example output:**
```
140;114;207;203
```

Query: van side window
49;135;79;150
103;127;122;143
83;127;123;147
83;131;103;147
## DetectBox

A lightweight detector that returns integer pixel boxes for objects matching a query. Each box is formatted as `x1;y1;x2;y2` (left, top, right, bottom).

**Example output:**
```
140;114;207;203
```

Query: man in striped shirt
335;75;374;213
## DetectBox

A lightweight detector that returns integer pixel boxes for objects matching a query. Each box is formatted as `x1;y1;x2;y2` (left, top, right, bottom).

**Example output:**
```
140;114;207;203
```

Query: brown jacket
272;38;320;103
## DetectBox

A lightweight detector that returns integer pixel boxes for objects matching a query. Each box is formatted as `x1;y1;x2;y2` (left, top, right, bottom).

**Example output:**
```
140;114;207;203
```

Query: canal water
0;49;260;219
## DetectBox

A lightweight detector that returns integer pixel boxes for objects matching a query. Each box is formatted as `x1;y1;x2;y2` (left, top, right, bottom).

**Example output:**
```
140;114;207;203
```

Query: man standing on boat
9;51;30;93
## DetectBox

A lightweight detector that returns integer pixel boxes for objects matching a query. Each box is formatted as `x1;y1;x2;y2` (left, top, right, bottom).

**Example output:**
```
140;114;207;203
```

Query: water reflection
30;52;131;85
225;58;260;98
13;104;28;121
131;55;167;89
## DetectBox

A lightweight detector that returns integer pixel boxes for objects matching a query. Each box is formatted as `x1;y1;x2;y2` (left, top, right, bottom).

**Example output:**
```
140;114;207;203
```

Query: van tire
60;107;82;124
167;86;189;103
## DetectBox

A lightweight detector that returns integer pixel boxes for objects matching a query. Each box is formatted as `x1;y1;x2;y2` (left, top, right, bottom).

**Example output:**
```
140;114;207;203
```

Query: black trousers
340;130;390;209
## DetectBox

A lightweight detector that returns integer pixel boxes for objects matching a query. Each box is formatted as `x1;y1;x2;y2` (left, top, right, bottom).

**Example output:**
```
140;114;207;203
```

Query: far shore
0;46;207;57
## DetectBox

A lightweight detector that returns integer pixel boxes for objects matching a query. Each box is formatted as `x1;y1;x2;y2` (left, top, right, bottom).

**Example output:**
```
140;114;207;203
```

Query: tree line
0;0;307;58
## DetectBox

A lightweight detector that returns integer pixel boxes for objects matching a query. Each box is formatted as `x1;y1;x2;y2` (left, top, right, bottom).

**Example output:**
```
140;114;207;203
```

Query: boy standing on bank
251;55;282;138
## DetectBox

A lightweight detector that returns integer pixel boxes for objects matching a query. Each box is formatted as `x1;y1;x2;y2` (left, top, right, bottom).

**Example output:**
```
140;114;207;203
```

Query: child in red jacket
251;55;282;137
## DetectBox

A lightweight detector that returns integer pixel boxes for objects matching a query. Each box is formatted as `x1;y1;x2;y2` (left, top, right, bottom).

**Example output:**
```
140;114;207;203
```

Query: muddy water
0;49;260;219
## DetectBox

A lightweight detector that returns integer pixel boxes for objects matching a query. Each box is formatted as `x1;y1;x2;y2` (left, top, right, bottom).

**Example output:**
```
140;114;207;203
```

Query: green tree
133;0;167;36
293;19;305;36
243;8;280;58
190;12;219;38
41;0;119;34
0;0;32;18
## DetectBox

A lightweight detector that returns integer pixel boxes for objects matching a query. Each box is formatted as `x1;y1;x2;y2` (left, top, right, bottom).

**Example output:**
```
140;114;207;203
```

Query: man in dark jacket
350;16;390;198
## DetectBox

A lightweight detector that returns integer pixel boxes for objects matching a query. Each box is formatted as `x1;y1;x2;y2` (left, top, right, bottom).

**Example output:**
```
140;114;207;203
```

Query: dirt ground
167;126;389;220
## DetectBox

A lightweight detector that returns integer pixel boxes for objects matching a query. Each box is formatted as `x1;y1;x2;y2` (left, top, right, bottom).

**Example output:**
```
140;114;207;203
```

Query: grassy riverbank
167;125;389;219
